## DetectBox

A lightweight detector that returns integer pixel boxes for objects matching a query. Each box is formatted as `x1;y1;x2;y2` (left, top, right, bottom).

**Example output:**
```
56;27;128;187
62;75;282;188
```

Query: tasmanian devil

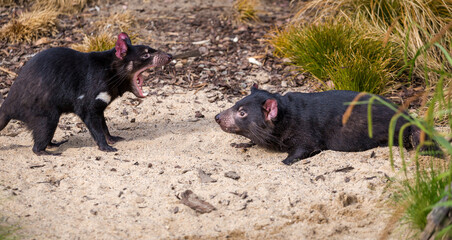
215;85;441;165
0;32;172;155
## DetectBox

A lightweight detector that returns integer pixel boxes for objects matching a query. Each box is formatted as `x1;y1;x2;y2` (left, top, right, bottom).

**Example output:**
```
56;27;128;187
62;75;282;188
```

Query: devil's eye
238;110;247;117
141;53;151;59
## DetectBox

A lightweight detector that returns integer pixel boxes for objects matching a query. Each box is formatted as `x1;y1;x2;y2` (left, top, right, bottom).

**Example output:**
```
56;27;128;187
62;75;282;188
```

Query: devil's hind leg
0;101;11;132
0;111;11;132
29;111;61;155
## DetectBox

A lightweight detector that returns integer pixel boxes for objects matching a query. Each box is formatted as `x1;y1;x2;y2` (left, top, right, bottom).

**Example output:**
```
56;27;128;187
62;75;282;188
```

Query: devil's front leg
282;147;316;165
100;112;124;145
231;141;256;148
81;109;117;152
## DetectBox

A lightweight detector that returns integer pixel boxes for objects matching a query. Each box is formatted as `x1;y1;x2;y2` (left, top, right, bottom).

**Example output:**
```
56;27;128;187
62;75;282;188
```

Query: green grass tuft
394;163;451;231
355;40;452;237
325;54;388;93
271;22;401;94
290;0;451;87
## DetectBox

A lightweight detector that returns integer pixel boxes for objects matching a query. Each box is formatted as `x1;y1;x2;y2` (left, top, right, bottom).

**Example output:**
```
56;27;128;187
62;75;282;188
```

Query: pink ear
118;32;129;40
263;99;278;121
115;33;130;59
251;83;259;93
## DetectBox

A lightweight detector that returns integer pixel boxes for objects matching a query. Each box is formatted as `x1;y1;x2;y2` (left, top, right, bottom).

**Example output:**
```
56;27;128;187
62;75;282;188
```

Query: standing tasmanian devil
215;85;441;165
0;32;172;155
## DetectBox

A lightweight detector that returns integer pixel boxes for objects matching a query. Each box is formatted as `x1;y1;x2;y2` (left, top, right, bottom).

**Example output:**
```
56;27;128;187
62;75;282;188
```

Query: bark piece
180;190;216;214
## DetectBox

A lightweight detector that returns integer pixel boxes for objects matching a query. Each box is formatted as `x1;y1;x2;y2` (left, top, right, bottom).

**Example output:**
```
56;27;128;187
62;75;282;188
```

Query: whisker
247;122;286;150
105;68;129;89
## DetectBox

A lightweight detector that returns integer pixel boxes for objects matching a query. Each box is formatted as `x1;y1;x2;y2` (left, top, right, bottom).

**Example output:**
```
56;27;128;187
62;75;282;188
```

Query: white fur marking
78;95;85;100
96;92;111;104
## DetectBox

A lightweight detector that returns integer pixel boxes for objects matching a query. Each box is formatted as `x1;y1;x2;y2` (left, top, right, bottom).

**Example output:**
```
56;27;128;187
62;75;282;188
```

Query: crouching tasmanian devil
0;32;172;155
215;85;441;165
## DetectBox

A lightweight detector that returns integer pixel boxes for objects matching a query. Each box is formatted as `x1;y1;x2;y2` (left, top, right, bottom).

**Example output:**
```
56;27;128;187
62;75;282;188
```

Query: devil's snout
215;114;221;123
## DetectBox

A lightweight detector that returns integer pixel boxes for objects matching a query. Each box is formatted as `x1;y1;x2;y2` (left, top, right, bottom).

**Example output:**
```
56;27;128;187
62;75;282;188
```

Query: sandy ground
0;83;412;239
0;0;416;239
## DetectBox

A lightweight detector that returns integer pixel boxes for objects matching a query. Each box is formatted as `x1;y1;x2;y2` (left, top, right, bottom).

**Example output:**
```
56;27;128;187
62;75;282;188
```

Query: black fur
0;33;172;155
215;86;441;165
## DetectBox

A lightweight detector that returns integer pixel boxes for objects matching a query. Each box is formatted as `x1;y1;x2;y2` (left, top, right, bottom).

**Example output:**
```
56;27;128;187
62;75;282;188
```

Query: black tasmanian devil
0;32;172;155
215;85;441;165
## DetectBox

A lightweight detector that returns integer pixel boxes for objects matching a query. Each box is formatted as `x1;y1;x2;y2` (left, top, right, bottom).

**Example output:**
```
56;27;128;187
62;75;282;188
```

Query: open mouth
131;53;172;98
132;66;151;98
